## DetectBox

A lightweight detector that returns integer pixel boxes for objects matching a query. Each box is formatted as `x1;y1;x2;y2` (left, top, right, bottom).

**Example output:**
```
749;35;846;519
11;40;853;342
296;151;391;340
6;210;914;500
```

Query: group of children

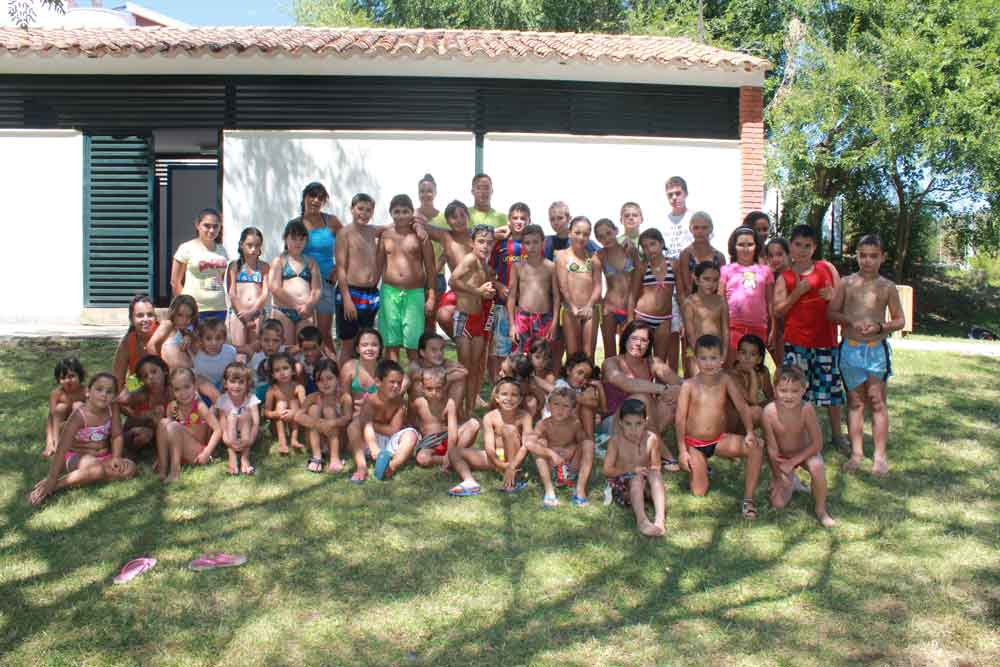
33;175;906;537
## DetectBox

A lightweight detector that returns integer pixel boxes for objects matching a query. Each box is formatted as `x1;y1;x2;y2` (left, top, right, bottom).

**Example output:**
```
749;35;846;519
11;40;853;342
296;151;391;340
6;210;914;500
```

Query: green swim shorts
378;284;426;349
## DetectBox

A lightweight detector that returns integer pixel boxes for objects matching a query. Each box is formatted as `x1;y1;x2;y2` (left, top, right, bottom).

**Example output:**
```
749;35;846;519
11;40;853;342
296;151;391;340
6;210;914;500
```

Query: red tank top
127;322;161;373
781;262;836;348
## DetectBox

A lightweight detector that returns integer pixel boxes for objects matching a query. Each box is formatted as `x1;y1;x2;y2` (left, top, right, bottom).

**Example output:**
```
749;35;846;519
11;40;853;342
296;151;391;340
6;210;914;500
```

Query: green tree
8;0;63;27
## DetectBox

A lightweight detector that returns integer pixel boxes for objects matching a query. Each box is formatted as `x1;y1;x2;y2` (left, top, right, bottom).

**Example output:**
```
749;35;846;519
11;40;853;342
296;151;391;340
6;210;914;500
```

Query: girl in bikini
30;373;136;506
44;357;87;458
628;228;678;364
120;355;170;453
111;294;160;401
296;358;353;473
227;227;270;349
554;216;603;359
157;367;222;482
262;351;306;456
270;220;321;347
595;218;638;366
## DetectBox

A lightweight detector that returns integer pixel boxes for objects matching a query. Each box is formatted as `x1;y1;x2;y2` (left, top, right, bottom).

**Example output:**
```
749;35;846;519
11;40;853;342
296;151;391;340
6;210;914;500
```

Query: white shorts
373;427;419;457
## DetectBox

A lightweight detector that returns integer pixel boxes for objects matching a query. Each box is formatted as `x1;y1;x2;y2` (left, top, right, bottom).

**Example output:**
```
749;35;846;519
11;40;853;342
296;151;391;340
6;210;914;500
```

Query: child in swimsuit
507;224;557;354
411;368;480;470
682;261;728;377
553;353;607;439
603;398;666;537
262;351;306;456
595;218;638;363
30;372;136;506
629;228;677;366
765;237;791;366
157;367;222;483
727;334;774;432
353;360;419;482
216;362;260;476
447;377;532;497
527;338;557;420
44;357;87;458
554;216;603;360
148;295;199;371
120;354;170;452
270;220;321;347
675;334;764;519
407;332;468;417
227;226;270;349
247;319;286;402
296;359;353;473
527;386;595;508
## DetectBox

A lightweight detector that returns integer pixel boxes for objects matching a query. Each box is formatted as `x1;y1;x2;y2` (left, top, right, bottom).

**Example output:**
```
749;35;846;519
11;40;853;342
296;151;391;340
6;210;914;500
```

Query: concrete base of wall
80;307;171;326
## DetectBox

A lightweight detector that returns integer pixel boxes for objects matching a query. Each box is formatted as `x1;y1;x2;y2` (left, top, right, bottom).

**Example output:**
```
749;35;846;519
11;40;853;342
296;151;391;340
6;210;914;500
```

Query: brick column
739;86;765;218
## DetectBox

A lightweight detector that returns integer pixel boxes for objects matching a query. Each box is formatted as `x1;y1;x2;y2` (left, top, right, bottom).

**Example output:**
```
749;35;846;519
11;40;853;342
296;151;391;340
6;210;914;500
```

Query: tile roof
0;26;771;72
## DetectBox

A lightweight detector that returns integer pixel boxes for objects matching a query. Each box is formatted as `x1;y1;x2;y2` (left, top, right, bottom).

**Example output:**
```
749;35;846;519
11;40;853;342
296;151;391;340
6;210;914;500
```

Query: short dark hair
695;334;723;353
297;326;321;345
562;352;595;379
135;354;168;380
389;194;414;211
509;202;530;218
619;320;654;357
638;228;665;249
196;317;226;337
375;359;404;380
775;364;807;387
351;193;375;208
521;224;545;242
619;397;647;420
54;357;85;383
444;199;469;222
789;224;817;242
261;318;285;337
471;224;495;241
472;173;491;185
313;357;340;383
418;331;443;352
694;260;720;278
856;233;884;251
666;176;688;193
507;353;533;380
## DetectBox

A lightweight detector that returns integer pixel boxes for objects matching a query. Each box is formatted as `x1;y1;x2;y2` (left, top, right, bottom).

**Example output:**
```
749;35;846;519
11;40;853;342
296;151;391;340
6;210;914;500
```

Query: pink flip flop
113;557;157;584
188;552;247;572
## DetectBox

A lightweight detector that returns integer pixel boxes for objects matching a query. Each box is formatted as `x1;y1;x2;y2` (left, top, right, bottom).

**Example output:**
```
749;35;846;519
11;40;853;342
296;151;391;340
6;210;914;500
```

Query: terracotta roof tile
0;26;771;71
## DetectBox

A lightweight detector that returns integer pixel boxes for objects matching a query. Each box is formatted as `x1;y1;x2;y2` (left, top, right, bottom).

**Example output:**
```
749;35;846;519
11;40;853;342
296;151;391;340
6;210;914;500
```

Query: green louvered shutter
84;135;154;306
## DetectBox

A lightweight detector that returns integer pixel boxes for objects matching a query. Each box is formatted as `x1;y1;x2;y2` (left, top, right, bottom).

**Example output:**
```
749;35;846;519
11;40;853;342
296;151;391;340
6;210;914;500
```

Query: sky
120;1;293;26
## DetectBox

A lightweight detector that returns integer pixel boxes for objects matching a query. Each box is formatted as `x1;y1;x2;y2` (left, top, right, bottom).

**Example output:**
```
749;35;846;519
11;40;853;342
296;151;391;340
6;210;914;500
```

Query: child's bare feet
327;458;344;473
637;518;663;537
240;459;255;475
842;456;863;472
871;457;889;477
164;470;180;484
817;512;836;528
290;438;305;452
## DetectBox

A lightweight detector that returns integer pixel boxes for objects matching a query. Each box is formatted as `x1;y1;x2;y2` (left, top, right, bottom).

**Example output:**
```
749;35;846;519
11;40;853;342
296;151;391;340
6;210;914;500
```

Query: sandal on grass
348;471;366;484
662;457;681;473
373;449;393;481
571;494;589;507
741;499;758;520
188;552;247;572
327;458;345;473
448;483;481;497
306;458;324;473
113;557;157;584
542;494;559;509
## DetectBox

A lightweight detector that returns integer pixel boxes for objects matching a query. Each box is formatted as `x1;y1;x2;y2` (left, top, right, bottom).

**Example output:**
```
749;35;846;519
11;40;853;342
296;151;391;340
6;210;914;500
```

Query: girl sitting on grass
30;373;136;506
156;367;222;483
44;357;87;458
119;355;171;453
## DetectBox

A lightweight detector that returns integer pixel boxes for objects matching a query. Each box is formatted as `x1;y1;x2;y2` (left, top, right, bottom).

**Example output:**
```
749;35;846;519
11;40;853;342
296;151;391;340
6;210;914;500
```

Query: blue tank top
303;216;335;281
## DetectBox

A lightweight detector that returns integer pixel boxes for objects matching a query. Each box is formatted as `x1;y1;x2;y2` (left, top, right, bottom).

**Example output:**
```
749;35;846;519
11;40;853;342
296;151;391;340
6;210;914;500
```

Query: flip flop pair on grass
112;552;247;583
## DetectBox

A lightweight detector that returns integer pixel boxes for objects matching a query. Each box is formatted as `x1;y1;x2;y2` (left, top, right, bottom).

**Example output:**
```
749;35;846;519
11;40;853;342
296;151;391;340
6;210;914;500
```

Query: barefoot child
192;317;238;404
721;226;773;366
270;220;322;346
682;261;729;376
423;200;475;334
774;224;845;448
527;386;595;508
150;295;199;370
555;353;606;439
227;227;270;348
248;318;286;402
296;359;353;473
30;373;136;506
262;351;306;455
216;362;260;476
335;193;381;363
378;194;436;362
119;355;170;452
447;377;532;496
411;368;480;470
762;365;836;527
726;334;774;431
407;332;468;413
508;223;558;353
629;229;677;365
44;358;87;457
351;360;419;482
764;237;791;365
527;338;557;418
449;224;498;416
827;234;905;476
595;218;639;361
157;367;222;482
675;335;764;519
603;398;667;537
500;352;538;417
294;325;327;393
555;216;602;359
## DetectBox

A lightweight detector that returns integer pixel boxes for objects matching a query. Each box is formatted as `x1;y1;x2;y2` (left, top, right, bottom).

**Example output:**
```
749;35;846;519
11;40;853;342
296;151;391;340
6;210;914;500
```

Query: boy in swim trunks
526;386;595;508
411;368;481;469
407;332;468;416
447;377;532;497
335;193;381;364
675;334;764;519
449;224;499;416
507;223;558;353
603;398;666;537
762;365;836;527
378;194;436;363
827;234;905;476
352;359;419;482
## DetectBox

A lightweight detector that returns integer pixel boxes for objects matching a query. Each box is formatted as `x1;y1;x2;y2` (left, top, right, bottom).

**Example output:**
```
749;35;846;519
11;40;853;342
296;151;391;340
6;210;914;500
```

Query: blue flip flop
571;494;589;507
448;483;481;497
373;449;393;481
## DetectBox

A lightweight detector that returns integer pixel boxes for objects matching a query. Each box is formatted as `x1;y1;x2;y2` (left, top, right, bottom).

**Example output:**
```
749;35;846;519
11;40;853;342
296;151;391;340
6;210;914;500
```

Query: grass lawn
1;340;998;666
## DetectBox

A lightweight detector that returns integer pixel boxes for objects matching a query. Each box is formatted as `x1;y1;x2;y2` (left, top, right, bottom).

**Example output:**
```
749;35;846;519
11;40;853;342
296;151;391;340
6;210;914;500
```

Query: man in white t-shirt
658;176;695;372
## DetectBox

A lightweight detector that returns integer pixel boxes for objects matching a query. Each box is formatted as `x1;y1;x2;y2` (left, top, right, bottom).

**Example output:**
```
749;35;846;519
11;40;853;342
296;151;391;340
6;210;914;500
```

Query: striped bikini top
642;260;675;289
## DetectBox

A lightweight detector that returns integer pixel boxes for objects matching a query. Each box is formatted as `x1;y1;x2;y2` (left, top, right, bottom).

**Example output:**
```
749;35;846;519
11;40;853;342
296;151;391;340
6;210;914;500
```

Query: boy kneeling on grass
675;334;764;519
603;398;667;537
348;359;418;482
762;365;836;527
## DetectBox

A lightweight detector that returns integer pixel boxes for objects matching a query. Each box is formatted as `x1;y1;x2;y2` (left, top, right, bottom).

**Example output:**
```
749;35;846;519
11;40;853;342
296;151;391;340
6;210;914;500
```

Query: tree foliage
7;0;63;28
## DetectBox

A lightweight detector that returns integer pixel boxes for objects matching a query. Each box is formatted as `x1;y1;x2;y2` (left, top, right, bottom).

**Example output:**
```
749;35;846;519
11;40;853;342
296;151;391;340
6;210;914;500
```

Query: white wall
0;130;83;323
221;130;475;260
485;133;743;250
